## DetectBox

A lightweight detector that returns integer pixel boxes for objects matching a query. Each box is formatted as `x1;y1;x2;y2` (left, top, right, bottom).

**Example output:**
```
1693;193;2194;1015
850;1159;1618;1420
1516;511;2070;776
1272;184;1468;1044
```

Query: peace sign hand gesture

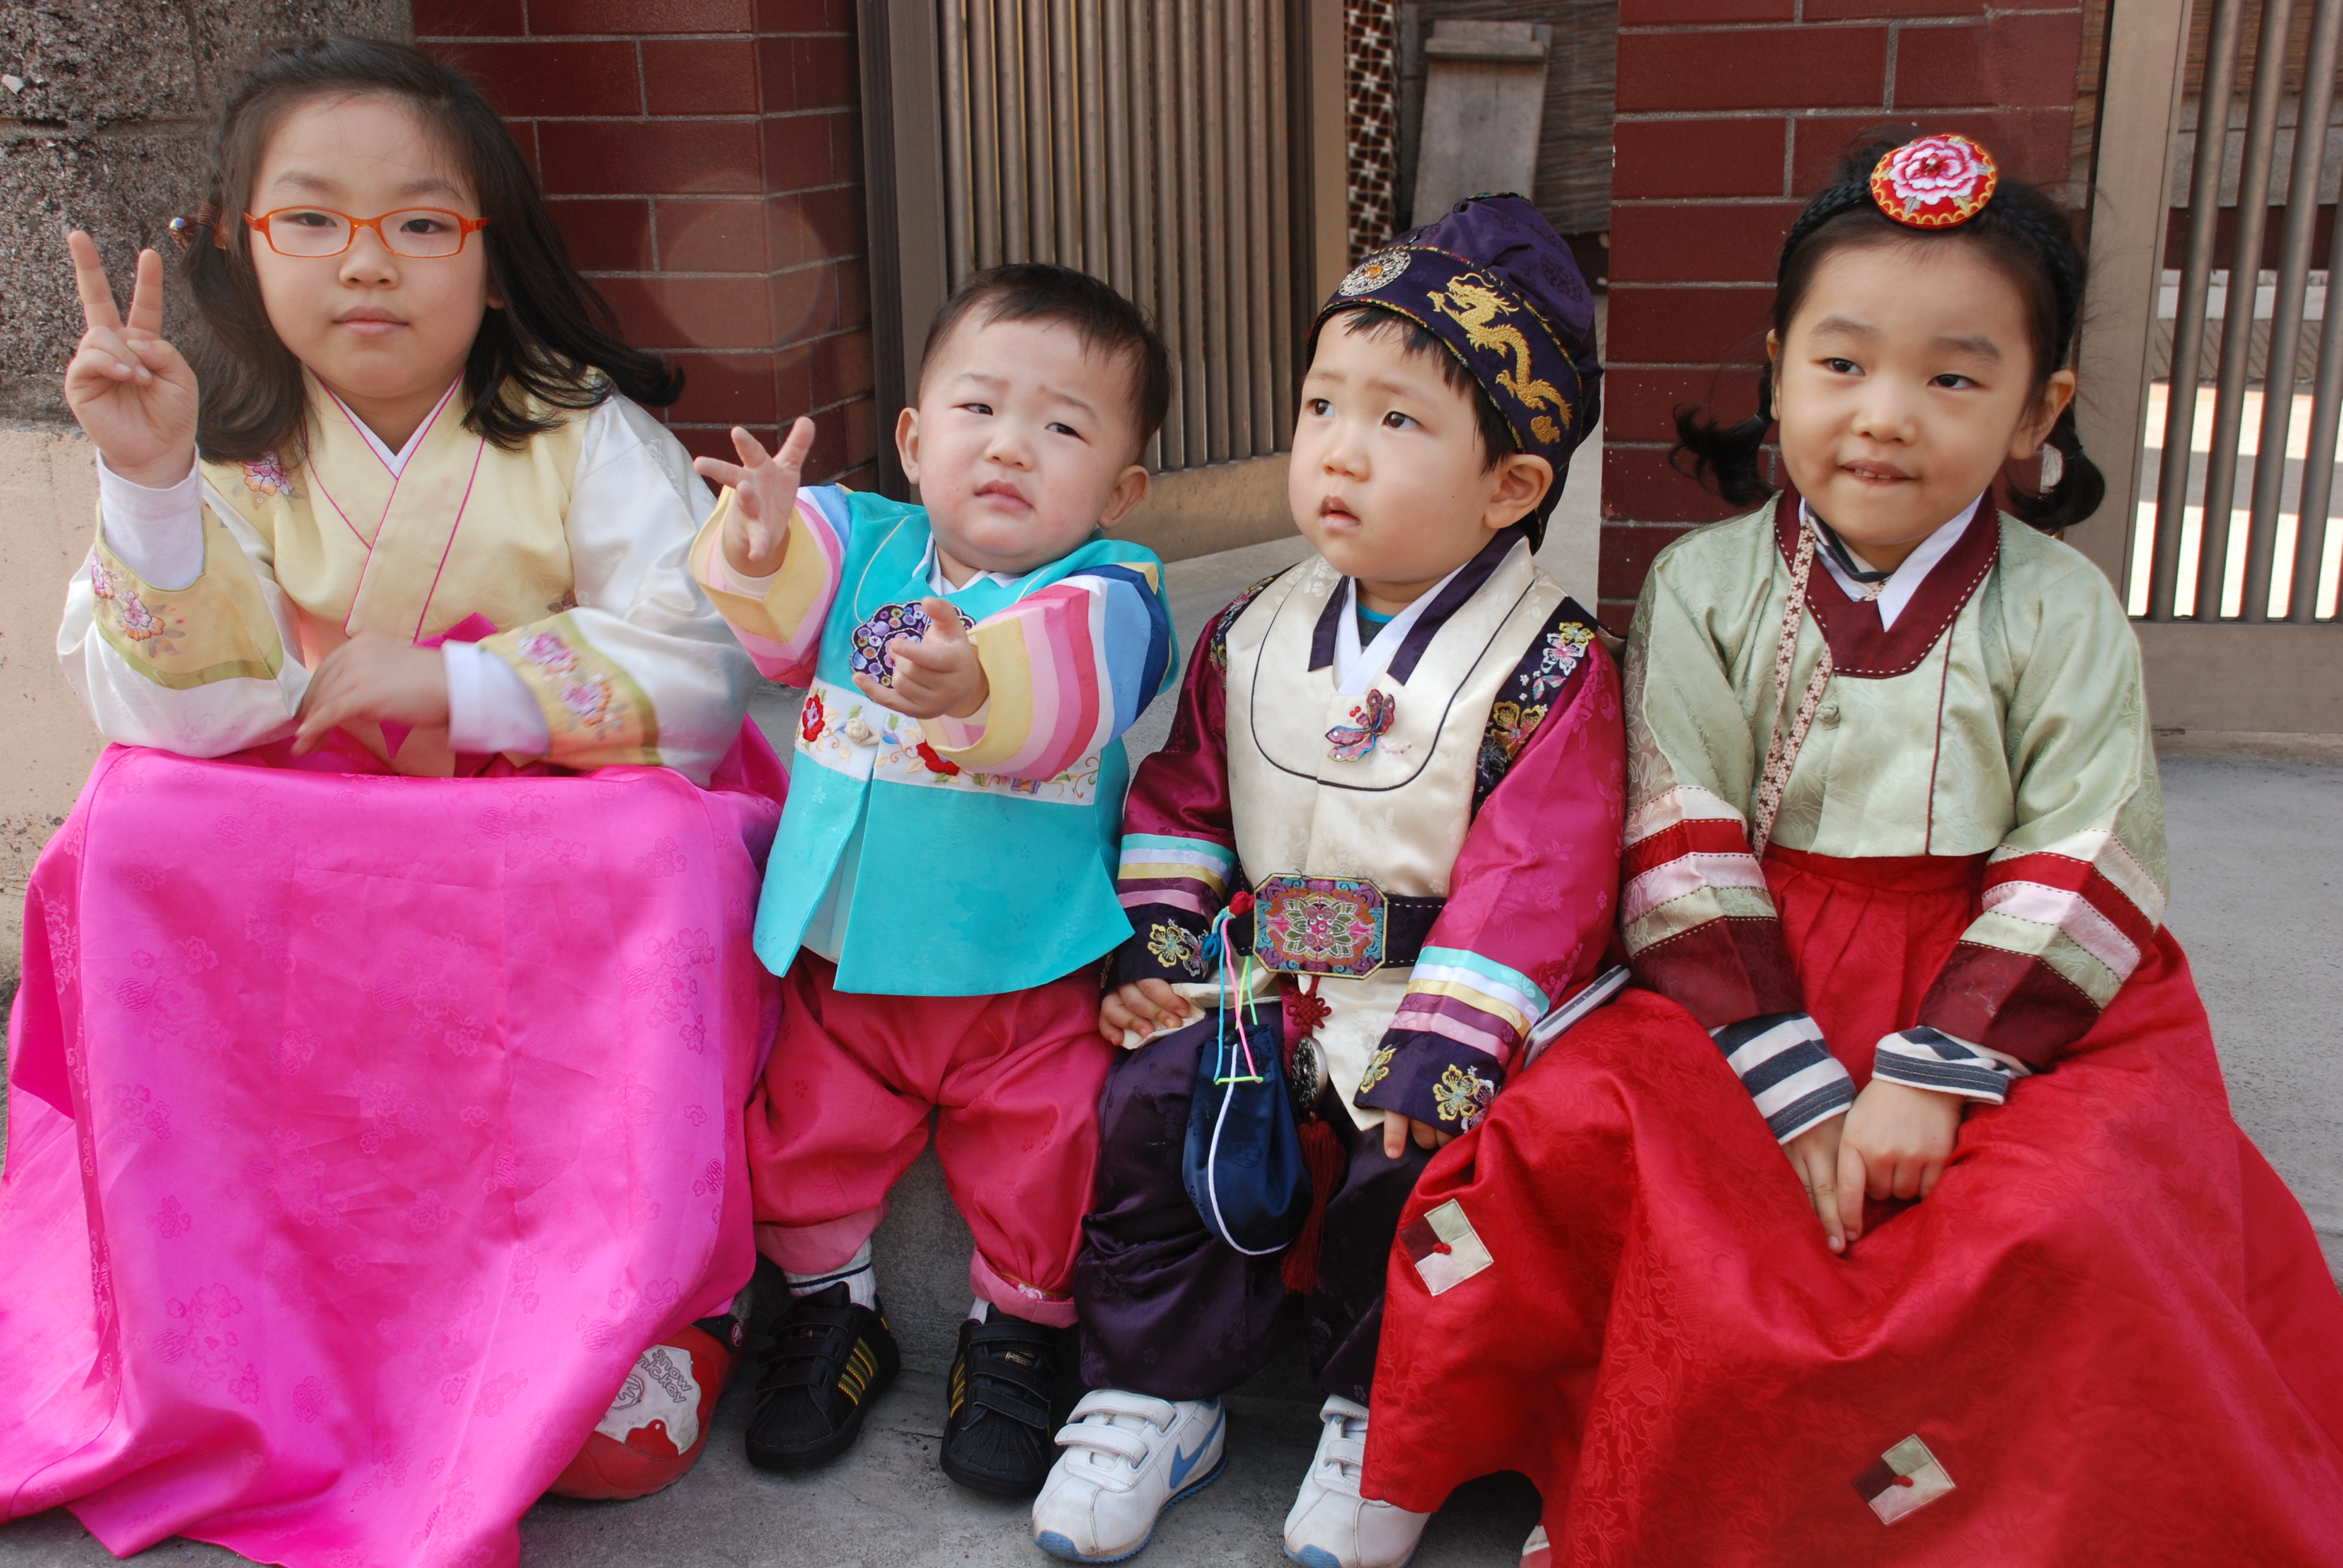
62;229;199;489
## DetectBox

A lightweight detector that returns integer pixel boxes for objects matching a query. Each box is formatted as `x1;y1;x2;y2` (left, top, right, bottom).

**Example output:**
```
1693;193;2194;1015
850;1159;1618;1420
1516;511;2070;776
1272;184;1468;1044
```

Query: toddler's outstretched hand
694;417;814;578
1100;979;1193;1048
64;230;198;489
852;596;989;720
1833;1078;1965;1247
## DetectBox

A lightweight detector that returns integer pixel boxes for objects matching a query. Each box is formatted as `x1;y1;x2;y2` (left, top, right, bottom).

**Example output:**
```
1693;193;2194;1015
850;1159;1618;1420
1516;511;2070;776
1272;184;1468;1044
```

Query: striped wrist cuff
1872;1027;2028;1104
1711;1011;1855;1143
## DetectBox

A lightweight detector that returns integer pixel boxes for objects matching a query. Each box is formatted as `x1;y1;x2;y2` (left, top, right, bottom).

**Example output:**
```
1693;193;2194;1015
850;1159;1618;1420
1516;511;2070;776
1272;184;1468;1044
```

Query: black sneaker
743;1283;900;1471
939;1310;1070;1497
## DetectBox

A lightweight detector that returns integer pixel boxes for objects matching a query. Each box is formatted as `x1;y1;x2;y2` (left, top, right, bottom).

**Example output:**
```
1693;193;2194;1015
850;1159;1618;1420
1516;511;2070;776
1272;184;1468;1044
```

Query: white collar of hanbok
326;379;461;478
1806;493;1984;631
917;536;1026;595
1332;557;1471;696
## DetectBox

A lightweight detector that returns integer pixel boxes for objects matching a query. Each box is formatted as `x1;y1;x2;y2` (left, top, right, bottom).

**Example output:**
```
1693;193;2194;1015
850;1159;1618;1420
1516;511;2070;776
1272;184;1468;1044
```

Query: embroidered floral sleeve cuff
1109;904;1215;989
1712;1011;1856;1142
1353;1028;1507;1132
1872;1027;2029;1104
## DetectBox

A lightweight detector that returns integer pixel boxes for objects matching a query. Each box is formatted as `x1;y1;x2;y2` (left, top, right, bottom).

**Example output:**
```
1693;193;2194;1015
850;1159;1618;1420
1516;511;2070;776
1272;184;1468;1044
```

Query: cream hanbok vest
1223;542;1562;1126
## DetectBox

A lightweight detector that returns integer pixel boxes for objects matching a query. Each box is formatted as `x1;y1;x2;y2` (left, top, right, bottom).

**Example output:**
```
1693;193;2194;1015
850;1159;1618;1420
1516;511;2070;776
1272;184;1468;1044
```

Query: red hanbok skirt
1363;848;2343;1564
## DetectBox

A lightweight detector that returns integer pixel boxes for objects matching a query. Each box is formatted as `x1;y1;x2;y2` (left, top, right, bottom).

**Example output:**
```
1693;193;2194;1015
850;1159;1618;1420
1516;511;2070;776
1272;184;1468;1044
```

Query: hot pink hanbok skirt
1;730;784;1568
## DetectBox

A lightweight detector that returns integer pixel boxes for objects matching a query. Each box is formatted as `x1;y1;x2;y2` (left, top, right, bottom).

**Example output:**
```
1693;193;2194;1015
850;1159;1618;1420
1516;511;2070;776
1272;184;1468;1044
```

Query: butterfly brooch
1326;690;1396;760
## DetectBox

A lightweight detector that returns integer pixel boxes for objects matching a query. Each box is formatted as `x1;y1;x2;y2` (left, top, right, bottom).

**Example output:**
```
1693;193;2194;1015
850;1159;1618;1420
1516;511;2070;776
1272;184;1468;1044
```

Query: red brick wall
1599;0;2087;627
416;0;877;488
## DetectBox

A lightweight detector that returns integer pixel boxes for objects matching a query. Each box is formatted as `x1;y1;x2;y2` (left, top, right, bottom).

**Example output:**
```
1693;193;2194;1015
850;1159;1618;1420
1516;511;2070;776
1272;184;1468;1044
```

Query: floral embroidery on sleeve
1147;921;1206;976
488;614;661;768
85;528;283;689
1432;1062;1497;1128
1472;609;1597;812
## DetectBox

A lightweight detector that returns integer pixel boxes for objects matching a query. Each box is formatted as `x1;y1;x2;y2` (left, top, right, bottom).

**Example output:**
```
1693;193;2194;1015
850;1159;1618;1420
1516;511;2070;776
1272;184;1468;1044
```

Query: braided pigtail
1672;375;1777;508
2007;402;2106;531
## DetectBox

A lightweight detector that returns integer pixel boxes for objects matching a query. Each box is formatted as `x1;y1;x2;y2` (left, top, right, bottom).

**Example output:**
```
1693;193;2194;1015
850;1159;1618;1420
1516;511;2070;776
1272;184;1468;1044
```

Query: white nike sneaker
1519;1523;1551;1568
1032;1390;1228;1562
1282;1396;1431;1568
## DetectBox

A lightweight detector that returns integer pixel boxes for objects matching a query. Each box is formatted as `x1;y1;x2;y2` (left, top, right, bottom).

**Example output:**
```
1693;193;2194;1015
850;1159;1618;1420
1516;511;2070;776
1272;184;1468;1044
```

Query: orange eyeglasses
236;206;490;259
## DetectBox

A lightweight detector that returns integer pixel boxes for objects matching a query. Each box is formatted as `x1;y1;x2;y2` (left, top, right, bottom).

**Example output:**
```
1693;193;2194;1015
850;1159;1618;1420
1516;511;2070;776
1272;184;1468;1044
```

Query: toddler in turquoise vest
687;264;1177;1495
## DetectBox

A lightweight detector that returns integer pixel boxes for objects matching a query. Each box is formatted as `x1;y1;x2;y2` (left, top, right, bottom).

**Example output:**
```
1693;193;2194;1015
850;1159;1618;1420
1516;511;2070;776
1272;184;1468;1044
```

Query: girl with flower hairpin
3;37;786;1567
1354;131;2343;1562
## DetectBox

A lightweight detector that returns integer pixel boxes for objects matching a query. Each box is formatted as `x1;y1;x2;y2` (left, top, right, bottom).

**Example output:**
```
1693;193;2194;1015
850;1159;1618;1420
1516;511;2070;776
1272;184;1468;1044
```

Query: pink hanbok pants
747;955;1113;1326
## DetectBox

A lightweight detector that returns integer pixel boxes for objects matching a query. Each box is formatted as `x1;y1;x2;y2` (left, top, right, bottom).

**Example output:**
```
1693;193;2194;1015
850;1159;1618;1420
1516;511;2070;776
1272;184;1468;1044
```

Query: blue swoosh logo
1168;1406;1224;1490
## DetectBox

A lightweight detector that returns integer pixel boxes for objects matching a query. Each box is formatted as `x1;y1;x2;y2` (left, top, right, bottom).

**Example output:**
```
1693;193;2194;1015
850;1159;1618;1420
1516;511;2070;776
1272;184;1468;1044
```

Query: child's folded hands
1833;1078;1965;1247
293;633;450;753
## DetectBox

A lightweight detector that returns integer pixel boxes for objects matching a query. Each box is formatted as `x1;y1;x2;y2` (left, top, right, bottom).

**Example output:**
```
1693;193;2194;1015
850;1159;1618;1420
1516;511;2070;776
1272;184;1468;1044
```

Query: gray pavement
5;499;2340;1564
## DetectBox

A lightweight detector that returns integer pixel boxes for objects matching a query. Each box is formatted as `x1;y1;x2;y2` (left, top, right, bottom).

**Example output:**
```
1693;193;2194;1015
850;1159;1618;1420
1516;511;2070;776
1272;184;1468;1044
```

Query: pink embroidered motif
1326;689;1396;760
1869;134;1997;230
243;451;297;499
89;557;175;643
516;630;619;733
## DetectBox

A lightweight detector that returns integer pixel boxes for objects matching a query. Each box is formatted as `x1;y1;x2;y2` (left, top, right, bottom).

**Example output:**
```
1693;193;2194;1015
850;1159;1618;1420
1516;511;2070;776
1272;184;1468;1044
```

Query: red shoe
549;1296;749;1501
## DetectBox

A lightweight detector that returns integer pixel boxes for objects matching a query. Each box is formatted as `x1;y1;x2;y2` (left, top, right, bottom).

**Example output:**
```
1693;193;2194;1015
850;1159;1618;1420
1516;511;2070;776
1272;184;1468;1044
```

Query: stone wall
0;0;412;423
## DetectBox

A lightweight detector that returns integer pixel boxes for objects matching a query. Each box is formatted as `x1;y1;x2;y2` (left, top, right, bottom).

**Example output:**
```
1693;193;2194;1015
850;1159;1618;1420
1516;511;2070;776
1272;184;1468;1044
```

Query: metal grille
936;0;1300;472
2143;0;2343;621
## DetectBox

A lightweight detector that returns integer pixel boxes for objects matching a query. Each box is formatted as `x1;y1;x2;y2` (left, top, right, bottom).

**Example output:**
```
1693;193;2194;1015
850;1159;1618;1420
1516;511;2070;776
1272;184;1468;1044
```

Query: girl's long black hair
1673;128;2105;532
182;36;681;465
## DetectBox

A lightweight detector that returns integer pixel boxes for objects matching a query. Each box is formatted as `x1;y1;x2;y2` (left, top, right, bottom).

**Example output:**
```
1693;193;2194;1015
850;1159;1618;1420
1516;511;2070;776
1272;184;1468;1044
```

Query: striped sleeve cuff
1872;1026;2030;1105
1711;1011;1855;1143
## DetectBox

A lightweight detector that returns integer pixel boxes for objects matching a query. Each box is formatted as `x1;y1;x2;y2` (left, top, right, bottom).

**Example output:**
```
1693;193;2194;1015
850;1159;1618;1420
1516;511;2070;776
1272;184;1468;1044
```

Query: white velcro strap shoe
1032;1388;1227;1563
1282;1396;1431;1568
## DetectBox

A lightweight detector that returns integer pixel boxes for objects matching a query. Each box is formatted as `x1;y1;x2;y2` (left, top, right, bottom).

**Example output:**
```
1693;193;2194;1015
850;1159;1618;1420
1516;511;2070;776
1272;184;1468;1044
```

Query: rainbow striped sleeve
1115;832;1236;919
1393;947;1551;1065
922;561;1176;780
687;484;849;685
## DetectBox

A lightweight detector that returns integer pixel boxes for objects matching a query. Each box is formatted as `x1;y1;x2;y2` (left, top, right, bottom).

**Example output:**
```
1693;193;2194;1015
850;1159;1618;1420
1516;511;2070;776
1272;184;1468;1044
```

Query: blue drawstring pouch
1182;989;1313;1255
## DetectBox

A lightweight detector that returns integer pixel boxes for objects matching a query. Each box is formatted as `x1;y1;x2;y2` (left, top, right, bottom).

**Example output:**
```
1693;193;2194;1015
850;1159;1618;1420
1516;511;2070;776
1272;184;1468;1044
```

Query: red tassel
1282;1119;1346;1295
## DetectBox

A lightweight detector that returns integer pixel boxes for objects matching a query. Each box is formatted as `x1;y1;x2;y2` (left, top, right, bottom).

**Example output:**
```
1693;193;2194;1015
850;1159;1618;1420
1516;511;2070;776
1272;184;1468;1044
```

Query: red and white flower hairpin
1869;134;1998;229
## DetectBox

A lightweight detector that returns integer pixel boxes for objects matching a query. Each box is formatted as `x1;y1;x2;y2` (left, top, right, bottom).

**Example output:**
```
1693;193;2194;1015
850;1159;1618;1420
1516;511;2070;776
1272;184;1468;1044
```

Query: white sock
785;1242;876;1309
966;1297;990;1324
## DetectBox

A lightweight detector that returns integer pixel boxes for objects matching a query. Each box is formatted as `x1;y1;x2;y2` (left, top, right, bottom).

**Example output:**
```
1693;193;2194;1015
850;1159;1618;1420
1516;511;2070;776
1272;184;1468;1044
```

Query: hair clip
1869;134;1998;230
168;206;224;251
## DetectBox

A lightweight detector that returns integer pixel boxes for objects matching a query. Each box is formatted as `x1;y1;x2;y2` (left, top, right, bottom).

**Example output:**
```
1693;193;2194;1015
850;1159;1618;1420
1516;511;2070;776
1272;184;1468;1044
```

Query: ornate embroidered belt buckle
1251;874;1388;978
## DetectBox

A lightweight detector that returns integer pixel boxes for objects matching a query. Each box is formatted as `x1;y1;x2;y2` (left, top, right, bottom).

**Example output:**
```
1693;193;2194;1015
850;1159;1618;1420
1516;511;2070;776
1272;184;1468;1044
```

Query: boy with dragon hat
1028;196;1620;1568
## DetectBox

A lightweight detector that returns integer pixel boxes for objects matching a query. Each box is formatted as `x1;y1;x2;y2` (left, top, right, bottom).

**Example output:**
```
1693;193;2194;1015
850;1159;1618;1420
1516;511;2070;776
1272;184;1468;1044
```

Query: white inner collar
919;537;1026;595
1806;494;1982;632
330;379;460;477
1332;560;1469;696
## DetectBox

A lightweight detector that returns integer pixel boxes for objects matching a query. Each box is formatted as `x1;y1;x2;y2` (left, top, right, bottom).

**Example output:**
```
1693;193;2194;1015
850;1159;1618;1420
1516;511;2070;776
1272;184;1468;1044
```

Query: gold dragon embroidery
1424;275;1571;446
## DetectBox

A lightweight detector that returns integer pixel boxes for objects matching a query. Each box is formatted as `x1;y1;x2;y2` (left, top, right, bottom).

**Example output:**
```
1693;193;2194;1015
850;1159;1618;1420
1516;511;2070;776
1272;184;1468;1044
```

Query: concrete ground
5;460;2341;1563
